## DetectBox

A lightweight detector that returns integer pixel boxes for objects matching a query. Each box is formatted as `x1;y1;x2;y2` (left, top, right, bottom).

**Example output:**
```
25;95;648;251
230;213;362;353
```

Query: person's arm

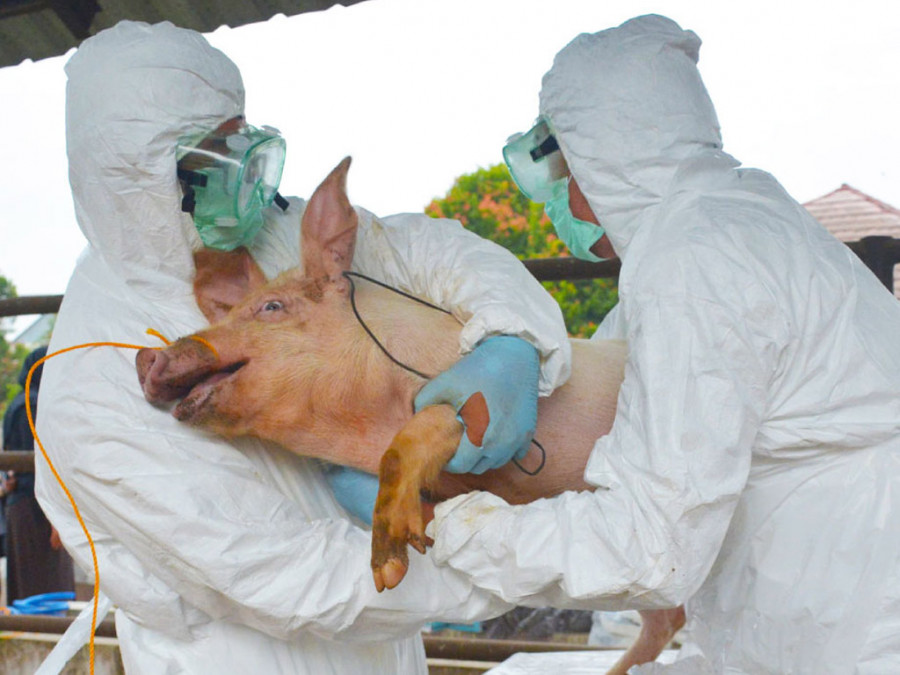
428;252;781;609
591;303;624;341
354;209;571;396
345;210;571;475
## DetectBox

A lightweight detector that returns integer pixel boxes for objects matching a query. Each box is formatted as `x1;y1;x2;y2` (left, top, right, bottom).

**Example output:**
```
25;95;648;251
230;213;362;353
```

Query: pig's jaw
171;361;246;424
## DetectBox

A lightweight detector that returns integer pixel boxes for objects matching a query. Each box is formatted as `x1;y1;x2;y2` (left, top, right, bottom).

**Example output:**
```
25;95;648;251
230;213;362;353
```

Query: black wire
344;271;436;380
513;438;546;476
343;270;546;475
344;271;451;315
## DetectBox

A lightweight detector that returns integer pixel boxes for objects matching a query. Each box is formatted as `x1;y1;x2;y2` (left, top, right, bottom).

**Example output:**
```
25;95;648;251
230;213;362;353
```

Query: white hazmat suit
35;21;572;674
431;15;900;673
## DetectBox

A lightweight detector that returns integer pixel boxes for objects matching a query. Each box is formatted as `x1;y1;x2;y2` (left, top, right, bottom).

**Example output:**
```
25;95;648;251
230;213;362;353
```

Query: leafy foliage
425;164;617;337
0;275;30;422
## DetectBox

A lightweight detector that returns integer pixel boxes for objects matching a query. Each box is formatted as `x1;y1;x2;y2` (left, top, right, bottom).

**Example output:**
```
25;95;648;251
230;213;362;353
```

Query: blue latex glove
324;465;379;525
414;335;539;474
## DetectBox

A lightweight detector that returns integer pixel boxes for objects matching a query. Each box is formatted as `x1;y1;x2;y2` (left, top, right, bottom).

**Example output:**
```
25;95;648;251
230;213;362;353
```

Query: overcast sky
1;0;898;332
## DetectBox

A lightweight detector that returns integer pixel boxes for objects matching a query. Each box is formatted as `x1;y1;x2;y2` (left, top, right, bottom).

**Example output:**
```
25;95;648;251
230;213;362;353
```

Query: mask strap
530;135;559;161
177;168;208;215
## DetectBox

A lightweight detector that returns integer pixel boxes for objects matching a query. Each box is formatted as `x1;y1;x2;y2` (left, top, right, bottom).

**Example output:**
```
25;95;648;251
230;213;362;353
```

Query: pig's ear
193;247;268;323
301;156;358;285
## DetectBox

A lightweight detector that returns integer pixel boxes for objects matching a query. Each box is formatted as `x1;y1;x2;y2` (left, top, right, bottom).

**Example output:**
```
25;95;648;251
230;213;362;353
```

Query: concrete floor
0;634;124;675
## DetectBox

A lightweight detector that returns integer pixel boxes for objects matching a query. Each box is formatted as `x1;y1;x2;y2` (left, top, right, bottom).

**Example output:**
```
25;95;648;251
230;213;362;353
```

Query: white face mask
544;179;607;262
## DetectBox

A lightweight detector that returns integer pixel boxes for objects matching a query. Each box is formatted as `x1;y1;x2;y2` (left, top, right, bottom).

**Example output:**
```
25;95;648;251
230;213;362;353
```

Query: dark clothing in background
5;491;74;601
2;346;74;602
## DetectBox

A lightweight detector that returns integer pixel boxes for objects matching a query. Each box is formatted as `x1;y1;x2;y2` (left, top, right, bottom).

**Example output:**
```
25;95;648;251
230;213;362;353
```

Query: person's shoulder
2;391;27;421
2;391;31;447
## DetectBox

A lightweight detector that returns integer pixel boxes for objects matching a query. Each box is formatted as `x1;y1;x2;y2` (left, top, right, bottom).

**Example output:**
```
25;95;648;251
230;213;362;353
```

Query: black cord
513;438;546;476
342;270;546;475
344;271;437;380
344;271;451;315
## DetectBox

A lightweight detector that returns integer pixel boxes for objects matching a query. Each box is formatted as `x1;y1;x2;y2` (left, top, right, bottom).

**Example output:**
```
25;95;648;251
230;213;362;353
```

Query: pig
136;157;684;675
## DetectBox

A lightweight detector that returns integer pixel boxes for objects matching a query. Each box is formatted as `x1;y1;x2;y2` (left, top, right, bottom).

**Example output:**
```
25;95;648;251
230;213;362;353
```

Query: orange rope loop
24;338;167;675
188;334;219;359
145;328;172;345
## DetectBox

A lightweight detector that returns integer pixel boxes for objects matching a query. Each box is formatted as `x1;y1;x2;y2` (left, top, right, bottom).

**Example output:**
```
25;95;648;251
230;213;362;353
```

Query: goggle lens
502;117;568;203
237;137;286;217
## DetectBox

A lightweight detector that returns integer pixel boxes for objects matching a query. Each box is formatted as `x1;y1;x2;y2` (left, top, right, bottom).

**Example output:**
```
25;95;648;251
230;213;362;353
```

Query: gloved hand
324;465;379;525
414;335;539;474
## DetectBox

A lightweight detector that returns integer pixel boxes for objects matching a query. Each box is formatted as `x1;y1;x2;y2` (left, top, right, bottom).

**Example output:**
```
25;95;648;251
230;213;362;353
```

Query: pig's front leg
371;404;463;592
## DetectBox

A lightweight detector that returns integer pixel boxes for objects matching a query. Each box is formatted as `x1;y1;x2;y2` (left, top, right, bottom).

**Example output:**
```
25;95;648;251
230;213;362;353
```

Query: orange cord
23;330;169;675
188;335;219;360
144;328;171;346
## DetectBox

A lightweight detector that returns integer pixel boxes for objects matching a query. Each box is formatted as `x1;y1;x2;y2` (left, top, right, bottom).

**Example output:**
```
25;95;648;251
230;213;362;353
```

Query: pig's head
136;157;362;442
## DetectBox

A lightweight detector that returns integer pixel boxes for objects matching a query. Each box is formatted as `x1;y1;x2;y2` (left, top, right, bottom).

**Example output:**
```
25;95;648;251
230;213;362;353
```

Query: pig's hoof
371;511;412;591
372;559;409;593
371;448;428;590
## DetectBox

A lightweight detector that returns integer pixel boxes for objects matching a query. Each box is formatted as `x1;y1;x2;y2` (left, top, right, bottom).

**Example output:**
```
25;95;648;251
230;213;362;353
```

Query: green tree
425;164;617;337
0;274;30;422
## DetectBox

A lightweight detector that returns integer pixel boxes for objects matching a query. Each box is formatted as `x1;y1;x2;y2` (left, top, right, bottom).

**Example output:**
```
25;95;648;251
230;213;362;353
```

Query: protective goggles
502;116;568;203
176;122;287;221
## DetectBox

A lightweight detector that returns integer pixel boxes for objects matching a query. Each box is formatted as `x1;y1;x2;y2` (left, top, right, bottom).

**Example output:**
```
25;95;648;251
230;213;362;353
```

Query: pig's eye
262;300;284;312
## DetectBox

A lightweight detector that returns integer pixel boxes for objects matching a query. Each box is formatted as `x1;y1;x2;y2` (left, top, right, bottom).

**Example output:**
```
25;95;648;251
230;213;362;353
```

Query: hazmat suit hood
539;14;739;258
65;20;243;292
17;345;47;389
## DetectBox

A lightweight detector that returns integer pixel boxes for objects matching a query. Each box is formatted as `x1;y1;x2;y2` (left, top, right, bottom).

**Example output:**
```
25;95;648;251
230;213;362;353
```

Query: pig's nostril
136;348;167;387
136;349;153;385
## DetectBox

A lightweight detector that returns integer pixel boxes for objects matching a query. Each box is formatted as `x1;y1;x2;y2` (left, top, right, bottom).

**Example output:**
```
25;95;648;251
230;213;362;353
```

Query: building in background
12;315;53;348
804;184;900;298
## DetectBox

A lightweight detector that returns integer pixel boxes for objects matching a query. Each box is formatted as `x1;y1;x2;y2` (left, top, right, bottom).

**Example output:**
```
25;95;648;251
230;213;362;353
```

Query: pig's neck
346;280;463;383
282;282;463;473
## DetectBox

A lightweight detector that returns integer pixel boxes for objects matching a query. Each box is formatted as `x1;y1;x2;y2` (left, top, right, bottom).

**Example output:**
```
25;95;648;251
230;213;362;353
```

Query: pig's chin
172;370;237;424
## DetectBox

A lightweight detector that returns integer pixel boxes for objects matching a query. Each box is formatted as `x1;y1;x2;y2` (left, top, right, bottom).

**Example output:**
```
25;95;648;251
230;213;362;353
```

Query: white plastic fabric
431;14;900;673
35;591;113;675
482;650;682;675
34;21;571;675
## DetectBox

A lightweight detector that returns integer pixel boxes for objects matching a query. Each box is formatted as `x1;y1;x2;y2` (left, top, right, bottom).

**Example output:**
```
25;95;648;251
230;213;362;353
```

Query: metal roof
12;312;53;345
0;0;370;69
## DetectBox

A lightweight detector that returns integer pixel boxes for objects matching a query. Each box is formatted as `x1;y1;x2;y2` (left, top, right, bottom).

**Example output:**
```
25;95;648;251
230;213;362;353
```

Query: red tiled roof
803;184;900;243
803;184;900;298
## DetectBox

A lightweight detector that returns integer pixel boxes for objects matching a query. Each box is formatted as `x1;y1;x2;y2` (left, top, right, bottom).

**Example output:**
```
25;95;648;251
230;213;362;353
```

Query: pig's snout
136;341;220;405
136;348;177;403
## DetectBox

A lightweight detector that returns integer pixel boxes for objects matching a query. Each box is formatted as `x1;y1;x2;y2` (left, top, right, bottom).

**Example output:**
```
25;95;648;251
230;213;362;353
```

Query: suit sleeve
353;209;571;395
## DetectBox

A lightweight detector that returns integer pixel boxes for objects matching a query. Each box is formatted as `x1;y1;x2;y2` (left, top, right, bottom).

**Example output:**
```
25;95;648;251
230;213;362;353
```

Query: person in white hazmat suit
429;15;900;674
34;21;573;674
